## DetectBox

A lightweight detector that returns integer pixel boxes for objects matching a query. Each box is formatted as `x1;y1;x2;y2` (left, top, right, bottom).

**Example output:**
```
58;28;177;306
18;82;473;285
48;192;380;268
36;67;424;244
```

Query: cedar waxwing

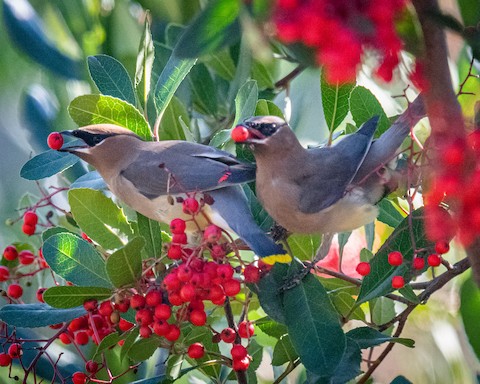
58;124;290;263
233;98;425;234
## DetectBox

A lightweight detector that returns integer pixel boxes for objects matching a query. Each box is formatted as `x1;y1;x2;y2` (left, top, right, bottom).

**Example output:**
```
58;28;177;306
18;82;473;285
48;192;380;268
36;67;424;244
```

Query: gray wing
298;116;379;213
120;142;256;199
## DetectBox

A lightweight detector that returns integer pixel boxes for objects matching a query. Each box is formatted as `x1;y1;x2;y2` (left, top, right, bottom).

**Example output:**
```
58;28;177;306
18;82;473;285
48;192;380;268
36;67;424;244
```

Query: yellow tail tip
261;253;292;265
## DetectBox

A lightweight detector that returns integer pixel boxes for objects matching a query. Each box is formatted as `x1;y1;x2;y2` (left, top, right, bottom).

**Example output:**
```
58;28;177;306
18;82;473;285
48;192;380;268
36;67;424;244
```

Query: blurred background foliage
0;0;479;383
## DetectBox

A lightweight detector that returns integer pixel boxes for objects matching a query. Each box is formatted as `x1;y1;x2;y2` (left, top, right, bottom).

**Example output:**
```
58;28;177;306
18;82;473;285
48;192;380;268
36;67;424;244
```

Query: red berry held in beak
231;126;250;143
47;132;64;150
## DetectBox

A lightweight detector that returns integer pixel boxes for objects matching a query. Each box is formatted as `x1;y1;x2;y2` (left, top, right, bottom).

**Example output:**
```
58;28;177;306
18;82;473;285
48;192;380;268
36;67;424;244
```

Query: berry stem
223;298;247;384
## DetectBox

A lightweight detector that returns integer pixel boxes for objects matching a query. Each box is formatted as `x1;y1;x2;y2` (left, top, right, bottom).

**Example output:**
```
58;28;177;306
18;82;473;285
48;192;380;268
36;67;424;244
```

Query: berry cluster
355;242;449;289
424;130;480;245
1;245;49;300
272;0;406;83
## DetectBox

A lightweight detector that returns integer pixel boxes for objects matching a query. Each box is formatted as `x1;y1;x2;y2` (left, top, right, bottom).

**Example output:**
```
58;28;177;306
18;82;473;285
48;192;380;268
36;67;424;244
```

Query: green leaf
127;335;162;362
70;171;107;190
399;284;420;304
94;332;123;359
254;99;284;117
136;213;162;258
153;46;197;118
330;291;365;321
204;50;235;80
42;227;76;243
20;150;79;180
120;328;140;362
272;335;299;366
370;297;396;328
106;237;145;288
319;277;359;296
256;317;288;339
43;233;112;288
43;286;113;308
88;55;136;106
182;326;221;378
158;96;188;141
460;274;480;360
357;208;433;304
0;304;86;328
68;94;151;140
233;80;258;126
246;339;263;384
283;263;346;376
321;72;354;131
174;0;240;58
242;184;274;231
346;327;414;348
287;234;321;261
349;86;389;135
458;0;480;27
135;16;154;104
255;263;288;324
329;338;362;384
377;199;405;228
390;375;413;384
68;188;133;250
188;63;218;116
251;60;274;89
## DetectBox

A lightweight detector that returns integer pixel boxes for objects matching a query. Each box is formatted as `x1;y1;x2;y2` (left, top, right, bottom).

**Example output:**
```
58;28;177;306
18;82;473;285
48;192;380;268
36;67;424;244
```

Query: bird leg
271;223;290;242
278;233;334;292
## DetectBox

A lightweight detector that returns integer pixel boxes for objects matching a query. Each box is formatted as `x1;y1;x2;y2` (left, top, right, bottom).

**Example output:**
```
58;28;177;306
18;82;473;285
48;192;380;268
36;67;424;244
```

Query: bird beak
232;124;267;145
58;131;90;153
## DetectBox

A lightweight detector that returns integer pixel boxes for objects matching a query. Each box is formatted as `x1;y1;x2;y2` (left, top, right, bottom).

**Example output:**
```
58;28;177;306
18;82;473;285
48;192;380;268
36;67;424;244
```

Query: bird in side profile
232;97;425;234
56;124;290;263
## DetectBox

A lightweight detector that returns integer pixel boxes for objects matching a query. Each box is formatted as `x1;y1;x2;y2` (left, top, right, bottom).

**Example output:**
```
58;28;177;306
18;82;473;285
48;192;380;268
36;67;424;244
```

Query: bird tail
355;96;425;182
208;187;291;264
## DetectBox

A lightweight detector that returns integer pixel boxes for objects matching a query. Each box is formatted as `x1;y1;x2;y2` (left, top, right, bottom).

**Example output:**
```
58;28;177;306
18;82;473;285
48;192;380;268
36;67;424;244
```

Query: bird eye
93;136;103;144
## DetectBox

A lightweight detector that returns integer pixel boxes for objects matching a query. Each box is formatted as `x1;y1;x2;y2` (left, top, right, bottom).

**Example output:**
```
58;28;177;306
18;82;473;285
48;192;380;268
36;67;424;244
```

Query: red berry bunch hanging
272;0;406;84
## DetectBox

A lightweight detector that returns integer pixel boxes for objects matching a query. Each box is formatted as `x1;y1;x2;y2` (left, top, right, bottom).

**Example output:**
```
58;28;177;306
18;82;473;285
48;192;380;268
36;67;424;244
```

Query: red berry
0;352;12;367
114;299;130;313
187;342;205;359
0;266;9;282
139;325;152;338
22;223;36;236
59;332;72;344
387;251;403;266
182;198;200;215
170;218;186;234
391;276;405;289
85;360;99;373
18;250;35;265
208;285;226;304
220;327;237;343
165;324;181;341
232;356;250;371
75;331;90;345
427;254;442;267
98;301;114;317
23;211;38;226
153;320;170;336
177;264;193;282
8;343;22;358
118;319;134;332
172;233;188;245
217;264;234;280
81;232;93;243
36;288;46;303
47;132;64;150
167;244;183;260
223;279;241;296
189;309;207;326
154;304;172;320
203;225;222;243
72;371;87;384
3;245;18;261
355;262;371;276
435;241;450;255
130;294;146;309
231;126;250;142
180;284;196;302
145;290;162;307
238;321;254;338
231;344;248;360
211;245;226;261
244;264;261;283
7;284;23;299
83;299;98;312
135;308;154;326
412;257;425;270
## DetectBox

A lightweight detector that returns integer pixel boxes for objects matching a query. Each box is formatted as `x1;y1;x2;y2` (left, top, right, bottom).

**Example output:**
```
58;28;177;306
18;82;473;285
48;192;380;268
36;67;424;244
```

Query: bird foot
277;261;314;293
271;223;290;242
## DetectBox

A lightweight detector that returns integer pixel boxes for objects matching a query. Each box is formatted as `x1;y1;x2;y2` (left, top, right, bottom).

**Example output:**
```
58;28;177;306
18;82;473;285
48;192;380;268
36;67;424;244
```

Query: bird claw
277;261;313;293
